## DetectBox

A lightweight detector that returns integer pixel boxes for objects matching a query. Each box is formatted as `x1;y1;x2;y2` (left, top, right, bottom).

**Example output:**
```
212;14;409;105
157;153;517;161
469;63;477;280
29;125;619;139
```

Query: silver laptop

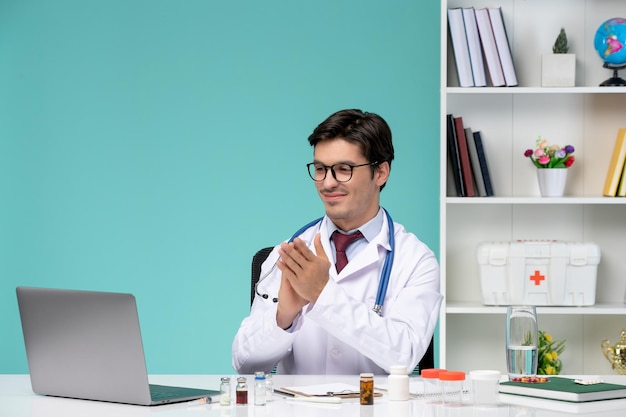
16;286;220;406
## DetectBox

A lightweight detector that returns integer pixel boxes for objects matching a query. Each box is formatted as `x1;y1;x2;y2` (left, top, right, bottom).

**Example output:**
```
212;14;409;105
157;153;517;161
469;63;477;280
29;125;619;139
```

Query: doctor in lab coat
232;109;442;375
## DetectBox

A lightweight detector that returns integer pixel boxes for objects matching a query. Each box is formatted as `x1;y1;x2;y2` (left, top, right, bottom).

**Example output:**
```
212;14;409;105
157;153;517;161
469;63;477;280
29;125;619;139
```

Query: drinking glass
505;306;538;379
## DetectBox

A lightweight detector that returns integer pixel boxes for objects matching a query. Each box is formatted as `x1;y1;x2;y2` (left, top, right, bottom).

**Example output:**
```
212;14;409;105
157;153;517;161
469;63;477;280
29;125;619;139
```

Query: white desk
2;374;626;417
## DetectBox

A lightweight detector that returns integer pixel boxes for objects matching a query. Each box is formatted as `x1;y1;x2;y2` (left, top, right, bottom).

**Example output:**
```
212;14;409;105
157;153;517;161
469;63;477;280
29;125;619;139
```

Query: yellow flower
545;366;555;375
551;351;559;361
545;333;553;342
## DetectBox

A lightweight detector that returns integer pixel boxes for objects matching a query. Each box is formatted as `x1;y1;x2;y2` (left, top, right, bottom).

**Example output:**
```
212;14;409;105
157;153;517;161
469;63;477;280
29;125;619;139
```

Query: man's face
312;138;389;231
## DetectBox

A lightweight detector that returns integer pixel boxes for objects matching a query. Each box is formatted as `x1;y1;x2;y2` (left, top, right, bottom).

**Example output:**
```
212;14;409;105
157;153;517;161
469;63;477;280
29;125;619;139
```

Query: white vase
537;168;567;197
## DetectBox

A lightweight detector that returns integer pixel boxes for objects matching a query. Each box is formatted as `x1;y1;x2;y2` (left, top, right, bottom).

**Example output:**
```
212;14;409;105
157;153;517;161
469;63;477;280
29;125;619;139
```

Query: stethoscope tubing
254;209;394;316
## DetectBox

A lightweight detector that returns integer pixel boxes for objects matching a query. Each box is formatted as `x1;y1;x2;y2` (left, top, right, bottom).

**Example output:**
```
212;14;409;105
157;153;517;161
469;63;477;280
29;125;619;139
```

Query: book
602;127;626;196
473;131;494;196
474;8;505;87
617;162;626;197
488;7;518;87
499;377;626;402
462;7;487;87
453;116;475;197
447;114;465;196
465;126;487;196
447;8;474;87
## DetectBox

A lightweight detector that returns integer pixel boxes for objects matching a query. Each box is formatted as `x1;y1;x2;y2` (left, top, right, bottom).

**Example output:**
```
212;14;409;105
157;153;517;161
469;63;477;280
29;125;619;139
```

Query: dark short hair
308;109;394;190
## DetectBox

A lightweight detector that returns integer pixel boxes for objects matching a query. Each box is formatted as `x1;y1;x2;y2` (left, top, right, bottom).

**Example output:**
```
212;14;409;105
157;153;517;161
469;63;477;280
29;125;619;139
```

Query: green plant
553;28;569;54
538;330;566;375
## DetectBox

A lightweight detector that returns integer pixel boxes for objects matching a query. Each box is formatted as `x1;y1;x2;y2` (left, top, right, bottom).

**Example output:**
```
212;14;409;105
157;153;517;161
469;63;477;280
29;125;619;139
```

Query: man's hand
275;234;330;329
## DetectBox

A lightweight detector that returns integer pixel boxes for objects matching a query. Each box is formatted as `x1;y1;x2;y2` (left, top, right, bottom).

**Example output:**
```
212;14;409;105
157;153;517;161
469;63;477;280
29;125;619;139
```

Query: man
232;109;442;375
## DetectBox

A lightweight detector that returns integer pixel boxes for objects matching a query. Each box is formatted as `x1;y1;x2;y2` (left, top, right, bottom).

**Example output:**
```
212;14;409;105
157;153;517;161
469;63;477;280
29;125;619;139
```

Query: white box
477;241;601;306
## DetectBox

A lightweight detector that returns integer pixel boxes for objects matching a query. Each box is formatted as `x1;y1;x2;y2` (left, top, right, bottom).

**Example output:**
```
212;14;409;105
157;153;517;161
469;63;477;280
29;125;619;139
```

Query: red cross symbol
529;270;545;286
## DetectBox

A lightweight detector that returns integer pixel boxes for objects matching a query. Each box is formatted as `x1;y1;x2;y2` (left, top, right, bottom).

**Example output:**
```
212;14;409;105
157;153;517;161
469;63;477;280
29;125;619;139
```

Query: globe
594;17;626;86
594;18;626;65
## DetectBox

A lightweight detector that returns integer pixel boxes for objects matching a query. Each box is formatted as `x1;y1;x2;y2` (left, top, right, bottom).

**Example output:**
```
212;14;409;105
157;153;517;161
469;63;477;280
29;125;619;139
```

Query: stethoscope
254;208;395;316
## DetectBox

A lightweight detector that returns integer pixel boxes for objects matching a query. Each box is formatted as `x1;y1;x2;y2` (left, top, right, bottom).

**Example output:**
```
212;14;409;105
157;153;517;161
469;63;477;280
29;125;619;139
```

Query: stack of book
447;6;517;87
447;114;494;197
603;127;626;197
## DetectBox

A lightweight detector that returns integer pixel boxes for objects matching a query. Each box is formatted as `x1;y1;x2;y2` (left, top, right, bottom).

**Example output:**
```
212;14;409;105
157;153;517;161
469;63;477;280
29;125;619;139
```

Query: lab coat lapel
335;218;392;279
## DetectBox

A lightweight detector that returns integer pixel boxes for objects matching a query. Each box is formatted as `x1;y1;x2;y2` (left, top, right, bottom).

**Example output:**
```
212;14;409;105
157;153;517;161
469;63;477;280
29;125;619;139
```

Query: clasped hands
275;234;330;329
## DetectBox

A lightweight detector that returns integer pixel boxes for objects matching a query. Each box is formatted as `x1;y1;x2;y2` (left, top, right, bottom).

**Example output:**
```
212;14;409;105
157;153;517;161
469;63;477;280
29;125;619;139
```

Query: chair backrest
250;247;274;306
249;246;435;374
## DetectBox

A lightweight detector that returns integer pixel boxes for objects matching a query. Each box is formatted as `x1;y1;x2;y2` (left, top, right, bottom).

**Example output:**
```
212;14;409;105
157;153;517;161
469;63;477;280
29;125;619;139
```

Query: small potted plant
524;135;575;196
542;28;576;87
538;330;566;375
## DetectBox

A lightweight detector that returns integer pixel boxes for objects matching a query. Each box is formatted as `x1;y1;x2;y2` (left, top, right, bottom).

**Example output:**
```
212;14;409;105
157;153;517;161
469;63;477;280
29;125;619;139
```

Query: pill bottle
235;376;248;405
219;377;231;406
469;370;501;406
439;370;466;406
254;372;267;406
421;368;444;402
360;373;374;405
387;365;410;401
264;373;274;402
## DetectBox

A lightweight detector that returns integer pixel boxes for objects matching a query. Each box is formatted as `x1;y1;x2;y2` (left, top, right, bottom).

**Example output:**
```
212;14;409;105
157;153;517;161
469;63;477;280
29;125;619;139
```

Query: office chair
250;246;435;374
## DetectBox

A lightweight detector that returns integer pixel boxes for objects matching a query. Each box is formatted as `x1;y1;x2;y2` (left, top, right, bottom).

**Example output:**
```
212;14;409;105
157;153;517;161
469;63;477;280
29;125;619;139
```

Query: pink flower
538;155;551;165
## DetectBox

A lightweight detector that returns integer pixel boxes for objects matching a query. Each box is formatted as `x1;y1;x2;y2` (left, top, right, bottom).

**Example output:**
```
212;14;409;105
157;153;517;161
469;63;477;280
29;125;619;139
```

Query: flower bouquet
538;330;566;375
524;136;575;168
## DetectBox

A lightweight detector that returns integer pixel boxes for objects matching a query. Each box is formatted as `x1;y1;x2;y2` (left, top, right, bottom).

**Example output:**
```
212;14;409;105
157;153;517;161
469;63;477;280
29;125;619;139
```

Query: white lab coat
231;214;442;375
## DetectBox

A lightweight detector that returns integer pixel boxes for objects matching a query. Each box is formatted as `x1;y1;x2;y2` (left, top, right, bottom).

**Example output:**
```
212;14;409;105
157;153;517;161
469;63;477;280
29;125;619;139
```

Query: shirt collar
325;207;384;243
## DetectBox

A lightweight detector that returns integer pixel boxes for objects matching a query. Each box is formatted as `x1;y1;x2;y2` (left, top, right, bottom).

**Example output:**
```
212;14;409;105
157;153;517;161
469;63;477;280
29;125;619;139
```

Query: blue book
473;131;494;196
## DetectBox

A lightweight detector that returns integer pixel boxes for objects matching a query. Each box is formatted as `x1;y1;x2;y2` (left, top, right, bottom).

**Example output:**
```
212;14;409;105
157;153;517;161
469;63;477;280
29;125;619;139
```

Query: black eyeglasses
306;161;379;183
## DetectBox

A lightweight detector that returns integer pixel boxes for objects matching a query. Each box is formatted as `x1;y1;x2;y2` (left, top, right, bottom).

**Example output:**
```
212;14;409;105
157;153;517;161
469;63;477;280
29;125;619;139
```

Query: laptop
16;286;220;406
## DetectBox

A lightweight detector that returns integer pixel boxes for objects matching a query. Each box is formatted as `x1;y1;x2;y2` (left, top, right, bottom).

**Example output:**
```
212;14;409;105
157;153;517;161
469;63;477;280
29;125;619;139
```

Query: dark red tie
331;230;364;273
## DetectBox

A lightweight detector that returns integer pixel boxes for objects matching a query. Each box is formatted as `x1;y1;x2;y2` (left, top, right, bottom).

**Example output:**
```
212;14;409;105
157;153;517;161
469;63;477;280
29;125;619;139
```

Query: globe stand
599;62;626;87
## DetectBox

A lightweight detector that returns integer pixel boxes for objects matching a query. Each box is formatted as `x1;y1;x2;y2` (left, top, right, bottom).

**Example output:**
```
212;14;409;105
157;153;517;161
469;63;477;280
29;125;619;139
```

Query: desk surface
2;374;626;417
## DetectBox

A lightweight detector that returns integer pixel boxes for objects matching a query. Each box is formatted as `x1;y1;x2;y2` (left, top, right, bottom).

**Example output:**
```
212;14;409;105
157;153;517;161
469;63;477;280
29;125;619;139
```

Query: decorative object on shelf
542;28;576;87
594;17;626;86
601;329;626;375
524;136;575;197
536;168;568;197
538;330;565;375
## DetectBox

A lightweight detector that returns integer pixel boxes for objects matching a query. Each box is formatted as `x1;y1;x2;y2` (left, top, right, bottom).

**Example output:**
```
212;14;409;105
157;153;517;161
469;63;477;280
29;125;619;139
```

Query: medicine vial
388;365;410;401
219;377;231;406
360;373;374;405
264;373;274;402
235;376;248;405
254;372;267;406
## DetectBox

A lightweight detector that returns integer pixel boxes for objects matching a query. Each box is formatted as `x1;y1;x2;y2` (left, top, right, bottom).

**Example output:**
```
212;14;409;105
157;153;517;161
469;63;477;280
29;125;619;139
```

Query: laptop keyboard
149;384;214;400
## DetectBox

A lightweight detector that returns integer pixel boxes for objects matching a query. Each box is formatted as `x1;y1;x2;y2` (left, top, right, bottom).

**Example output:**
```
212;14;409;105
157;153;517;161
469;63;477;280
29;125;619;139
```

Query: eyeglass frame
306;161;379;183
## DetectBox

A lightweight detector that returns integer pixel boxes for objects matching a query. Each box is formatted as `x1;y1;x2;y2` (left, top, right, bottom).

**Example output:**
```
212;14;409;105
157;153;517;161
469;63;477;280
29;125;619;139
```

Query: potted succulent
542;28;576;87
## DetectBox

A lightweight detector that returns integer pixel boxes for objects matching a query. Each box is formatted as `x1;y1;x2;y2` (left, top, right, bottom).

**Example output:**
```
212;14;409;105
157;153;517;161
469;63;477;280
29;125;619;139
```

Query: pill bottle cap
389;365;408;375
421;368;444;379
438;371;466;381
360;373;374;379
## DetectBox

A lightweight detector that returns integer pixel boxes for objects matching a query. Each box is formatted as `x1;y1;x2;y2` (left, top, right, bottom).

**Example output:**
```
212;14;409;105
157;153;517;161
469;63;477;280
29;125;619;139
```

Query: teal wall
0;0;440;374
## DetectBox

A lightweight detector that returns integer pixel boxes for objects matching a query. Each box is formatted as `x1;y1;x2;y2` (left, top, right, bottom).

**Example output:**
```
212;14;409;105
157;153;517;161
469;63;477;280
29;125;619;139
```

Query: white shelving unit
440;0;626;375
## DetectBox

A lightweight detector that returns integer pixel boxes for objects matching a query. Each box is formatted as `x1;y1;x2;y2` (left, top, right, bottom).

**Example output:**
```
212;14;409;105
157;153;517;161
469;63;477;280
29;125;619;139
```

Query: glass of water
506;306;538;379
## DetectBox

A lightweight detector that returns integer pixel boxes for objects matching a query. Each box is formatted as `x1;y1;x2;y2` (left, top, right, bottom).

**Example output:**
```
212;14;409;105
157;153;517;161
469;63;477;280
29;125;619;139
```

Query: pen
289;396;342;404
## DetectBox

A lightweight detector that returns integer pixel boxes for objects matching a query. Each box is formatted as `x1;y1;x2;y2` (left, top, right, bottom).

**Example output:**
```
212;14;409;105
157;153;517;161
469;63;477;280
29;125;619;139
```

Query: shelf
445;197;626;205
446;302;626;315
446;87;626;94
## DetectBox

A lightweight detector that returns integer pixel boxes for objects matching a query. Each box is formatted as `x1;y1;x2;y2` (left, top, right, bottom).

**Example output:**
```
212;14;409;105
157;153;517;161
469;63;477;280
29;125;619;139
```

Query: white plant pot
537;168;568;197
541;54;576;87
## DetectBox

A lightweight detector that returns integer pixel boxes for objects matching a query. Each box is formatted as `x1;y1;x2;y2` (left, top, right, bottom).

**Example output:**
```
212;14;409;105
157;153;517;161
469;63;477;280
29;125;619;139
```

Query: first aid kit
477;241;601;306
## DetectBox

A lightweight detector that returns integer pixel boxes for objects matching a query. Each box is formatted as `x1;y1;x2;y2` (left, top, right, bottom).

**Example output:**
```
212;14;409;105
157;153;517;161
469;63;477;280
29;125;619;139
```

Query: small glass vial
388;365;409;401
421;368;444;403
264;373;274;402
360;373;374;405
220;377;231;406
254;372;267;406
439;370;465;406
235;376;248;405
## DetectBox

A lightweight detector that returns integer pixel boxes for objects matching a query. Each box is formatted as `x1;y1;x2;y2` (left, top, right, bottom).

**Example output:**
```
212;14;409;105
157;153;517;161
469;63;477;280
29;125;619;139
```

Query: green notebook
499;377;626;402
